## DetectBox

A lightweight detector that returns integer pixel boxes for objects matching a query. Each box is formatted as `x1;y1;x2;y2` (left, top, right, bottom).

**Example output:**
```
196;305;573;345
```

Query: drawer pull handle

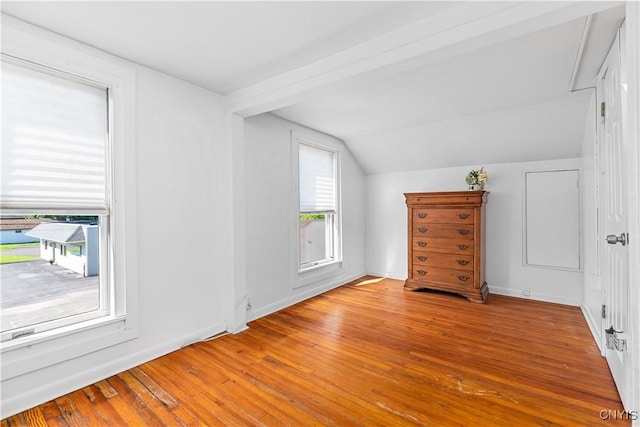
458;229;469;235
457;259;469;265
457;275;469;281
418;241;428;247
457;244;469;250
417;270;427;275
458;213;470;219
417;256;428;261
417;213;428;218
418;227;428;233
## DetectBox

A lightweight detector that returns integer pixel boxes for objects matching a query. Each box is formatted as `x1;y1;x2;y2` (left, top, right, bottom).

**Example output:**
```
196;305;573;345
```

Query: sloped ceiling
1;1;626;175
273;16;596;173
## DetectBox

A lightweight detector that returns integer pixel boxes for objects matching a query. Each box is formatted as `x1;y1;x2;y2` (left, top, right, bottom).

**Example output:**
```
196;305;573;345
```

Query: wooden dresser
404;191;489;303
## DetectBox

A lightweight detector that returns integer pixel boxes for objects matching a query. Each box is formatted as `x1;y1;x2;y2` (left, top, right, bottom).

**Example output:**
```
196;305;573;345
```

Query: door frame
623;2;640;422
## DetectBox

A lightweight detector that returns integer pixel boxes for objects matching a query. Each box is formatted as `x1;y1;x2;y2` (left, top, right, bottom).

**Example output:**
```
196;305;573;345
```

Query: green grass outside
0;242;39;251
0;255;40;264
0;242;40;264
300;214;326;220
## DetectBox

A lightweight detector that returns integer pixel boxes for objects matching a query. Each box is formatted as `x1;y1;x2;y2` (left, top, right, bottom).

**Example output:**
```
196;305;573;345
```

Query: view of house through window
298;142;339;270
1;56;110;342
0;216;103;336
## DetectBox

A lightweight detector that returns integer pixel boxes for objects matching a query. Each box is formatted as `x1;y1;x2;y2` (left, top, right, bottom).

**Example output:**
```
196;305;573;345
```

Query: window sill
294;260;343;289
1;315;137;381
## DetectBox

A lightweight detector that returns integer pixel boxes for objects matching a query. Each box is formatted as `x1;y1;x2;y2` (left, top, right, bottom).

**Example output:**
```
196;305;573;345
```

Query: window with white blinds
1;59;109;214
1;20;138;381
299;143;336;213
0;56;111;344
297;139;340;271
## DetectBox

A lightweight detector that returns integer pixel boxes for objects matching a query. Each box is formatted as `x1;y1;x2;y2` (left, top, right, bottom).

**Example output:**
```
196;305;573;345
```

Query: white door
597;28;631;408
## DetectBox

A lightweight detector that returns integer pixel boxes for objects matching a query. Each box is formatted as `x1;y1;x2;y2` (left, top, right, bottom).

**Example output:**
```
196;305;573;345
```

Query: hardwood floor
2;277;629;426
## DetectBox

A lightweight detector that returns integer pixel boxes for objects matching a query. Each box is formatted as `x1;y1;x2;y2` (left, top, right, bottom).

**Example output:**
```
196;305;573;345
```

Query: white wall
366;158;584;306
1;21;228;415
243;113;366;320
134;68;227;338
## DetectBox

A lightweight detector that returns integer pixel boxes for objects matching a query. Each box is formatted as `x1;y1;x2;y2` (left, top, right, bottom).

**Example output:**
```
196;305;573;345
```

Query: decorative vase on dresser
404;191;489;303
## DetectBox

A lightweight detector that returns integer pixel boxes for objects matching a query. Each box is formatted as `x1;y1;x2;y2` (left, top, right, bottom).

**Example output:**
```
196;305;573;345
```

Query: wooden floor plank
128;367;178;410
106;374;166;427
36;401;66;427
92;381;117;400
53;395;86;427
79;385;126;427
96;376;159;426
140;357;252;425
2;277;629;426
17;408;47;427
3;413;28;427
184;344;320;425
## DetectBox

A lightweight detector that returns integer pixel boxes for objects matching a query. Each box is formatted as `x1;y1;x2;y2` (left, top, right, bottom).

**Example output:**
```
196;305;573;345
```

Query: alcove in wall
523;169;581;270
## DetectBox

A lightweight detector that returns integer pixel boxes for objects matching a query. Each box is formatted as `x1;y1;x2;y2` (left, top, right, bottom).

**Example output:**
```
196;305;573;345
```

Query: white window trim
299;211;336;271
290;130;343;289
0;17;138;380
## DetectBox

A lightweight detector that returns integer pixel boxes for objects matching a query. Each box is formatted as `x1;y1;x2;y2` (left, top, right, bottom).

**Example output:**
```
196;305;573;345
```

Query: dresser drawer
413;251;473;271
412;223;474;239
412;265;474;286
413;208;474;224
412;237;474;254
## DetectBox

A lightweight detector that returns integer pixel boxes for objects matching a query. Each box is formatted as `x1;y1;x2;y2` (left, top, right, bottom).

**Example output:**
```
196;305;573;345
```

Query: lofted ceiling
1;1;626;175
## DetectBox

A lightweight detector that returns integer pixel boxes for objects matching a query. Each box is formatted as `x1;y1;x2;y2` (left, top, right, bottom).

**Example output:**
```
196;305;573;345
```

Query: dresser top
404;190;489;207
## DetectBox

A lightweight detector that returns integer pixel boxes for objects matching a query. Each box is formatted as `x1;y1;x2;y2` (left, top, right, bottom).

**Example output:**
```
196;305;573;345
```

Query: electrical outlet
523;289;531;297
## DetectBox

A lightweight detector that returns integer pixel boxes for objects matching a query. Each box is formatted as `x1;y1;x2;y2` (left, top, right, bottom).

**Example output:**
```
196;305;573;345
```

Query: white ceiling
273;14;596;173
1;1;626;175
1;1;459;94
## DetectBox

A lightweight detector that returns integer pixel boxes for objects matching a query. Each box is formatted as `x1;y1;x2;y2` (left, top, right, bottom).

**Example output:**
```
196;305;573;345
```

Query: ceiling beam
224;1;622;117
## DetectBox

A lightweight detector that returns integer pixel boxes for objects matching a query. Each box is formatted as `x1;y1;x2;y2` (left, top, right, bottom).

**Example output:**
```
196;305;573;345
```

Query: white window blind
299;143;336;212
1;59;108;213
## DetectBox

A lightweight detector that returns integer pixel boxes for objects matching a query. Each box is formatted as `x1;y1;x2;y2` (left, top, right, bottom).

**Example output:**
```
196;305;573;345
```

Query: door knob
606;233;626;246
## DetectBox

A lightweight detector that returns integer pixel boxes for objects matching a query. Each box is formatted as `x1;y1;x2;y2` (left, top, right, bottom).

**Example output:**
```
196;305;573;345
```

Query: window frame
1;55;114;343
291;131;343;288
0;22;138;380
299;212;336;270
0;216;109;343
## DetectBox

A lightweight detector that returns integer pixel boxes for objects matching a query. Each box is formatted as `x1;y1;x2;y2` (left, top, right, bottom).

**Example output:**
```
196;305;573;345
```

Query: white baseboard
1;321;226;418
247;271;365;322
363;275;583;307
366;270;405;281
581;305;603;353
489;286;582;306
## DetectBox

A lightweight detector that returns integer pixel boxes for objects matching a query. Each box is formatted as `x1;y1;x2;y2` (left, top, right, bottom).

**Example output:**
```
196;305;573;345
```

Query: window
297;139;341;272
1;21;137;382
0;56;110;342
